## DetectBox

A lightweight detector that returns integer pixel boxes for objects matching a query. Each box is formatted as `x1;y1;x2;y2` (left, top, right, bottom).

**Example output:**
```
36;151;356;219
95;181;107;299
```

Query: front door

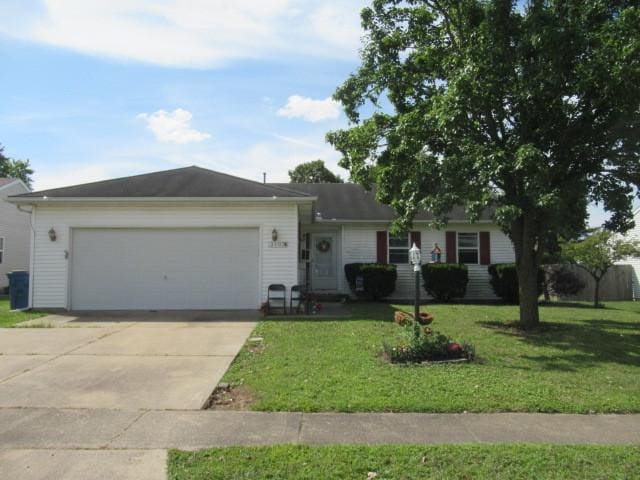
311;233;337;290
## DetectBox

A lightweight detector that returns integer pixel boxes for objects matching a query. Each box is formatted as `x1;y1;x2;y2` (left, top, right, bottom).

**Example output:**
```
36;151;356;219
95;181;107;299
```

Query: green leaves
288;160;343;184
327;1;639;236
561;229;640;280
0;144;33;187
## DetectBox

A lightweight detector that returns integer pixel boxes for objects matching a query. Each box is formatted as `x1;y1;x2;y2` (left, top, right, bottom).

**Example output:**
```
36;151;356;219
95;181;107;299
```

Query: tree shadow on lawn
480;319;640;371
539;301;630;311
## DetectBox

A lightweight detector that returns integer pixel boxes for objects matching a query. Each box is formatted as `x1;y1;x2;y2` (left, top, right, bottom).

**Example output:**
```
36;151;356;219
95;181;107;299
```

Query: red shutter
445;231;457;263
479;231;491;265
376;231;388;264
410;231;421;250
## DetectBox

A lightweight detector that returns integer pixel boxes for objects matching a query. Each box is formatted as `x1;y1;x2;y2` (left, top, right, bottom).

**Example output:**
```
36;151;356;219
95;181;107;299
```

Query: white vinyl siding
0;237;4;264
0;181;31;288
30;203;299;309
619;210;640;299
341;223;515;300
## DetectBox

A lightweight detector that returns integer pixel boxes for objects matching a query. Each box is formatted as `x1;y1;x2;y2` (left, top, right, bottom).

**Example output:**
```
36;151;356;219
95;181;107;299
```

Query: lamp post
409;243;421;329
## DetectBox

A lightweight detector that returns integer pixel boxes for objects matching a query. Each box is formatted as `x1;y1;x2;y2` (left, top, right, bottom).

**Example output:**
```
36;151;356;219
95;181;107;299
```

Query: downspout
16;204;35;310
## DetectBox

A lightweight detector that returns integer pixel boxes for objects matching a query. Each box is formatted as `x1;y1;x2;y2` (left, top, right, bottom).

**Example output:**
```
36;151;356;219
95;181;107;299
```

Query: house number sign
268;241;289;248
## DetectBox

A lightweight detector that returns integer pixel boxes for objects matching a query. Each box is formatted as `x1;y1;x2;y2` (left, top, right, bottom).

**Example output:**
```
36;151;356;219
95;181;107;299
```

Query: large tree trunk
594;278;601;308
510;215;542;329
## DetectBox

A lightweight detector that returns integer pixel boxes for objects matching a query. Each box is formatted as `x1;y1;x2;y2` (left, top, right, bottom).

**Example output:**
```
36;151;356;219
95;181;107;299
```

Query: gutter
7;196;317;205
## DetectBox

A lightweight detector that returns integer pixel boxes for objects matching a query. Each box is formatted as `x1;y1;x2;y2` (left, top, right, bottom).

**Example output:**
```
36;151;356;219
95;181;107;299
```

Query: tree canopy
327;0;640;327
0;144;34;187
561;229;640;307
288;160;344;183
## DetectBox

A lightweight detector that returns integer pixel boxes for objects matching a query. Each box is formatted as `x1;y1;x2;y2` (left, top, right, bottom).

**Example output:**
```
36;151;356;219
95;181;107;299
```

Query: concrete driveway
0;311;257;410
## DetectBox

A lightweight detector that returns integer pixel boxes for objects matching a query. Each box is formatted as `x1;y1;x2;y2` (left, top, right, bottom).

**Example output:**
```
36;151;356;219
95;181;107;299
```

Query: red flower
447;342;462;354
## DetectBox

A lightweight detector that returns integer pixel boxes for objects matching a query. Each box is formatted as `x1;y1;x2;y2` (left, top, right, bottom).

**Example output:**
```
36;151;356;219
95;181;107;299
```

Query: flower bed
384;311;475;364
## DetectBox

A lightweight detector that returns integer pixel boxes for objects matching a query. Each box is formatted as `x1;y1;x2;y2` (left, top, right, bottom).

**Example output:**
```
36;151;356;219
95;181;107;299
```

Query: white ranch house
8;166;515;310
0;178;31;290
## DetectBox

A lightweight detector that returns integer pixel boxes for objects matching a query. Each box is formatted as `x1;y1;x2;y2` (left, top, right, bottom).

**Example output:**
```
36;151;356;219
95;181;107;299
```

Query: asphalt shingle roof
0;178;17;187
9;166;492;221
15;166;310;199
274;183;494;221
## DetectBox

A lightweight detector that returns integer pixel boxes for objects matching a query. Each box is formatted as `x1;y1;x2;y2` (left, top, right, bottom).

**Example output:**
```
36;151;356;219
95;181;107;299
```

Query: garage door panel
71;228;259;310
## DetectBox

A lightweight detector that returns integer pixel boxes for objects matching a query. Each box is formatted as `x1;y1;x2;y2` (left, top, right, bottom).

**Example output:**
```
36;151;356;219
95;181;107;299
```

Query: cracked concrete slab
0;449;166;480
0;328;121;355
300;413;472;444
110;411;301;449
72;325;255;356
0;355;54;381
0;408;142;449
459;413;640;444
0;355;234;409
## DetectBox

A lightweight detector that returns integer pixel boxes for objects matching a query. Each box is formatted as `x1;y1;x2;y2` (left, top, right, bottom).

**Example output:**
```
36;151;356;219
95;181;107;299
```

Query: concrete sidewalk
2;408;639;450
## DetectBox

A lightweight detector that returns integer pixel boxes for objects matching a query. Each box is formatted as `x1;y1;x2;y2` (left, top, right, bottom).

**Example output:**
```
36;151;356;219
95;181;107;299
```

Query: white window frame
388;232;410;264
0;237;4;264
457;232;479;265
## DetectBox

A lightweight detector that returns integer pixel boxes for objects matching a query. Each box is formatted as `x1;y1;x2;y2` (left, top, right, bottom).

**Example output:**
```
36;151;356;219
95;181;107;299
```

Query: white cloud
277;95;341;122
33;161;154;191
137;108;210;144
159;134;345;183
0;0;367;68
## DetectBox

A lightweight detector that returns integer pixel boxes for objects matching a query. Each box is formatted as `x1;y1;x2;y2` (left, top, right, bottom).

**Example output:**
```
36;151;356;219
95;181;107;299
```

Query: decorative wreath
316;239;331;252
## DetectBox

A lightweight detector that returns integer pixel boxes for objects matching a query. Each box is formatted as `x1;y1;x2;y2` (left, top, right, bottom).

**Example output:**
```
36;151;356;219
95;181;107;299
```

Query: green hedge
344;263;397;300
421;263;469;302
488;263;544;304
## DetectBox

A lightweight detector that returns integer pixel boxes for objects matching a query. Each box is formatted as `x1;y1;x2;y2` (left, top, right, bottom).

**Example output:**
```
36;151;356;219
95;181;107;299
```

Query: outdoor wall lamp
48;228;57;242
272;228;278;241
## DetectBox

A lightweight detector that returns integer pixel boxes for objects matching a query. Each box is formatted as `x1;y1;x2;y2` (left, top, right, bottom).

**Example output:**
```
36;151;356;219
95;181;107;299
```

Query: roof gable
15;166;309;199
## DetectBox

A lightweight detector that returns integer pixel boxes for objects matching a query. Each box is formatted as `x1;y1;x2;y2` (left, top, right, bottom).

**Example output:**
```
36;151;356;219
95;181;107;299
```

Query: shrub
421;263;469;301
546;266;586;297
344;263;397;300
344;263;363;288
360;263;397;300
488;263;544;304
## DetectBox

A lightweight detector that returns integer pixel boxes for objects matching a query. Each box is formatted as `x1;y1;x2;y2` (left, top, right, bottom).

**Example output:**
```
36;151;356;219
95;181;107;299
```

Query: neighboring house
0;178;31;291
8;166;515;310
621;208;640;299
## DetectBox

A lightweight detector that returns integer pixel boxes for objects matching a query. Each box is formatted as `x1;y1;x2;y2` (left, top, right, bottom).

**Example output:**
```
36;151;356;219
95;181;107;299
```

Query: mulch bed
203;383;255;410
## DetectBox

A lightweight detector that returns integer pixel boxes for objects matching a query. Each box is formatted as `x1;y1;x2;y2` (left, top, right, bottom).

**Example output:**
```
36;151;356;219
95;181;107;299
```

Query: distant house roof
0;178;17;187
13;166;310;199
274;183;494;222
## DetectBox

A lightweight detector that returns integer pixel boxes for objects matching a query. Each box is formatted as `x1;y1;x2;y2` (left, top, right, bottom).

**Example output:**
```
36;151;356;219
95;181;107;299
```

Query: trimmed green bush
488;263;544;304
344;263;363;288
421;263;469;301
344;263;397;300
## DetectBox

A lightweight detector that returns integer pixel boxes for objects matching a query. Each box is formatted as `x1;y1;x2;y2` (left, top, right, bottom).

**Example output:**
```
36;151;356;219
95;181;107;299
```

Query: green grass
222;301;640;413
169;444;640;480
0;297;46;327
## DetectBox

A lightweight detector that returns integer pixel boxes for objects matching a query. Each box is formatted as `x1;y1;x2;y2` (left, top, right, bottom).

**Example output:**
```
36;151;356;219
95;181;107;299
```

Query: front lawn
0;297;46;327
169;444;640;480
222;302;640;413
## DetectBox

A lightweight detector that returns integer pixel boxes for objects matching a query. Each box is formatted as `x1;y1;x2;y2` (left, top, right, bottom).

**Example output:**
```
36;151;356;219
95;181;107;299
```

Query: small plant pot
417;313;434;325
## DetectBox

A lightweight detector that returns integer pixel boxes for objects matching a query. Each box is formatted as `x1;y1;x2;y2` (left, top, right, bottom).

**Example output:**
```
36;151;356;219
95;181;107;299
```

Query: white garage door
71;228;260;310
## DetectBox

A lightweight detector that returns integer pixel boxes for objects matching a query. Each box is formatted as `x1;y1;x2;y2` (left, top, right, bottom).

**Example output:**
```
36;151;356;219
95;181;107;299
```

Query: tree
561;229;640;307
327;1;640;328
288;160;344;183
0;144;34;187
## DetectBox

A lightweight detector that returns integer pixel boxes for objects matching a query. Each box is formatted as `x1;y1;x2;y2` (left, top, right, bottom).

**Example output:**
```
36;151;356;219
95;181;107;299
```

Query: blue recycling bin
7;271;29;310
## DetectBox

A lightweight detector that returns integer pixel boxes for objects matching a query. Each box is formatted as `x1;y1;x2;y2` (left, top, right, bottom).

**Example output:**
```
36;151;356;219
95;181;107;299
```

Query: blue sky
0;0;634;226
